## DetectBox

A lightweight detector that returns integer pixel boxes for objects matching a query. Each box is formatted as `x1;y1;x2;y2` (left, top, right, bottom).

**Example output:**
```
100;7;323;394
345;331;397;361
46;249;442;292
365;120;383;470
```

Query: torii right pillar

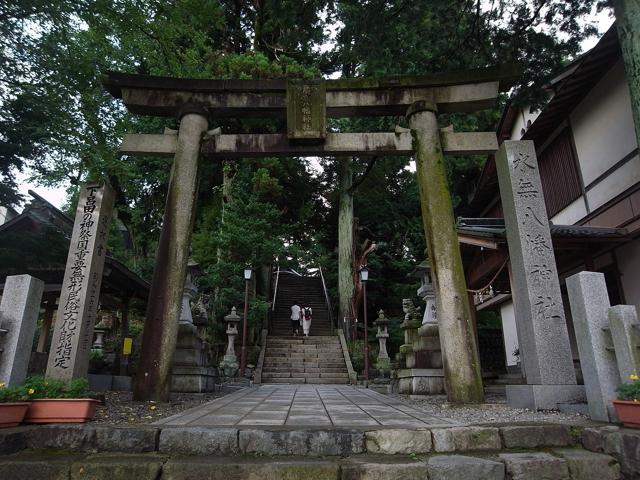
407;101;484;403
496;140;585;410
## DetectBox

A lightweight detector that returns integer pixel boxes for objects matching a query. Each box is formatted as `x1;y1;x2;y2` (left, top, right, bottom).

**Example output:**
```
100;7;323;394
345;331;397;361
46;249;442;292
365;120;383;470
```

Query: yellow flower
630;374;639;381
150;405;157;411
27;388;35;395
0;382;6;388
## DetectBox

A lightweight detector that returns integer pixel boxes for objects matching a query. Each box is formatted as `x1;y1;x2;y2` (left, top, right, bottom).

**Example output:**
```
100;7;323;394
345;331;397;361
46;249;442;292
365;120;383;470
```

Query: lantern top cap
359;265;369;282
225;306;241;322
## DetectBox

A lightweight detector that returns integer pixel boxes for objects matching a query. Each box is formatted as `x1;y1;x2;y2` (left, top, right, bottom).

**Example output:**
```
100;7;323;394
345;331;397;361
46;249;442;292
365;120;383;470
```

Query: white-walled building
459;24;639;372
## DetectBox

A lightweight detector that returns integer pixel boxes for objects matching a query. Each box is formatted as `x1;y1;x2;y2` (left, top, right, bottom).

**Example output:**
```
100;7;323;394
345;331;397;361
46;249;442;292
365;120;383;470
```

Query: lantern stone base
171;322;218;393
171;365;218;393
395;368;445;395
219;356;239;378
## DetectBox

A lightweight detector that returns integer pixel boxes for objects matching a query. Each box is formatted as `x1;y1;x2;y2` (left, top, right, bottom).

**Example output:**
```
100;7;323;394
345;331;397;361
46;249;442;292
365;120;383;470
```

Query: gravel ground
91;390;231;425
392;392;591;425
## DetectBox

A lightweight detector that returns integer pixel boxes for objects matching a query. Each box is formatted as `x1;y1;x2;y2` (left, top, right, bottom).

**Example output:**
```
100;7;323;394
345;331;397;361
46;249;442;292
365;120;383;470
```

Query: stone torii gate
104;65;516;403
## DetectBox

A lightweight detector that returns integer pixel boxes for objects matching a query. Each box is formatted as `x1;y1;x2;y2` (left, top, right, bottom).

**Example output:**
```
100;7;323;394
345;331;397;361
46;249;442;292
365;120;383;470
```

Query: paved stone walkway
157;384;458;427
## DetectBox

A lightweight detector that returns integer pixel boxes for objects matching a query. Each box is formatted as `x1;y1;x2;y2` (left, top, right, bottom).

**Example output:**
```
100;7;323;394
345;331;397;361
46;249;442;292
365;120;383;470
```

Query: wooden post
407;101;484;403
119;297;130;376
133;108;208;401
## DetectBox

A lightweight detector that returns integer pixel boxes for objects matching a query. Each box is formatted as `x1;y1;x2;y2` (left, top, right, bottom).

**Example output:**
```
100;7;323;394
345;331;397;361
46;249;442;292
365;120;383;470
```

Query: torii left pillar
407;101;484;403
134;107;209;401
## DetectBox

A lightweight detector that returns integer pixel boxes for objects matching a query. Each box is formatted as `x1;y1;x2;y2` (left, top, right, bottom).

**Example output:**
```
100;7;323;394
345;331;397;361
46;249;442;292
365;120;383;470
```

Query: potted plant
22;376;99;424
613;374;640;428
0;383;30;428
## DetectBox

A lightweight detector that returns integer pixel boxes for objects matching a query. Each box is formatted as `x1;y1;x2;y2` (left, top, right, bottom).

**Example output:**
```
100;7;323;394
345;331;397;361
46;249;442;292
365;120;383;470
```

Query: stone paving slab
156;385;459;428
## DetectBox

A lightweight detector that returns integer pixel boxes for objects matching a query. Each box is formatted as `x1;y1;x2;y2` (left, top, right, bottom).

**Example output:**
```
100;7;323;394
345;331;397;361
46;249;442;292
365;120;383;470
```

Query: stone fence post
567;271;620;422
609;305;640;383
0;275;45;385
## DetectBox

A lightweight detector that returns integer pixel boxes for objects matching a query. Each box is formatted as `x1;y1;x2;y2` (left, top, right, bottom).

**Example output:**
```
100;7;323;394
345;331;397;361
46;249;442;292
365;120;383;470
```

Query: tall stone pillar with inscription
46;183;115;380
495;141;585;410
407;101;484;403
133;108;209;401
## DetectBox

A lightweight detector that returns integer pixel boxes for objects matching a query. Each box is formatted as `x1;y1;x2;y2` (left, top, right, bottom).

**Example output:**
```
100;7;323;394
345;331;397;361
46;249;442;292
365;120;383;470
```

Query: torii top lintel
103;64;518;119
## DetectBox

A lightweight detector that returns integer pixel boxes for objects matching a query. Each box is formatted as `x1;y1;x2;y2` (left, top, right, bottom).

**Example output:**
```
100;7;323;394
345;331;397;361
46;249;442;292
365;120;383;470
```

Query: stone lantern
92;313;113;353
219;306;240;377
392;257;444;395
412;259;437;326
180;259;201;325
171;258;218;392
92;326;106;353
375;310;391;372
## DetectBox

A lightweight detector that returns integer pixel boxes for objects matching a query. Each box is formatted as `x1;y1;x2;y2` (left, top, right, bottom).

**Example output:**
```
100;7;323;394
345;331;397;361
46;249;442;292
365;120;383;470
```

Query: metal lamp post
360;265;369;382
240;265;253;375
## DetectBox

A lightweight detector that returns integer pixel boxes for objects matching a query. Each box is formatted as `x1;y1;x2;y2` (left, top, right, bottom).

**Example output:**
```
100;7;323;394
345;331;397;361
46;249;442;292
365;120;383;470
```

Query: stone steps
263;362;346;369
0;423;628;479
262;372;349;379
267;337;338;344
262;367;347;374
0;451;621;480
271;274;332;336
260;334;348;384
266;345;343;351
265;352;343;358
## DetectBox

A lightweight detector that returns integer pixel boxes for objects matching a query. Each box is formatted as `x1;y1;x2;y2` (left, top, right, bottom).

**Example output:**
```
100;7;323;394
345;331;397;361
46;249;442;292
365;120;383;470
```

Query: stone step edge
0;449;621;480
0;423;589;457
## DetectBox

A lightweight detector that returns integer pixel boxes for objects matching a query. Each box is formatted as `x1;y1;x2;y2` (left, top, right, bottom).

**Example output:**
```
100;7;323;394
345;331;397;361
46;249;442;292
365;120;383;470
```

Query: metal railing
271;265;280;312
318;266;336;335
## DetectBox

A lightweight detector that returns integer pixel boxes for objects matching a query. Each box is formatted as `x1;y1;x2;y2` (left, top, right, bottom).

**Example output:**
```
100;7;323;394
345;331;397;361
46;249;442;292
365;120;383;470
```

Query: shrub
0;383;29;402
617;374;640;401
22;376;89;399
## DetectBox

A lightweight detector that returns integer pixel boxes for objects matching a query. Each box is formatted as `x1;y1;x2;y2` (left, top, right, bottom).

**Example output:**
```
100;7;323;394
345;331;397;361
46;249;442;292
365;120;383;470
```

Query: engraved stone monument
0;275;45;385
495;141;584;409
46;183;115;380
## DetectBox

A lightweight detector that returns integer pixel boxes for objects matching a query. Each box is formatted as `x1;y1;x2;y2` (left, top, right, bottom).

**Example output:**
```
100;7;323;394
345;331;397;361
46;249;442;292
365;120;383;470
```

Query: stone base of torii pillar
170;270;218;393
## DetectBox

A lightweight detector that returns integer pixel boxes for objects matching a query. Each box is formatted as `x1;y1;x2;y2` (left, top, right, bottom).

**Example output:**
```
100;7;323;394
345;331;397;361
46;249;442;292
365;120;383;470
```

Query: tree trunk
213;161;233;319
614;1;640;147
338;158;355;340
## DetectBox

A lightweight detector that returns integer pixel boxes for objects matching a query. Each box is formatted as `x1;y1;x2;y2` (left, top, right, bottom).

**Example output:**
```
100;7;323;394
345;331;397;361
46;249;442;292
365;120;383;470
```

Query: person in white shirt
302;306;313;337
290;303;301;336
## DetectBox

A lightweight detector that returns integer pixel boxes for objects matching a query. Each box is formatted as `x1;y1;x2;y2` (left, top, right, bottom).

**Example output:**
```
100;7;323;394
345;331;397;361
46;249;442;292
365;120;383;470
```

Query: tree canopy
0;0;611;330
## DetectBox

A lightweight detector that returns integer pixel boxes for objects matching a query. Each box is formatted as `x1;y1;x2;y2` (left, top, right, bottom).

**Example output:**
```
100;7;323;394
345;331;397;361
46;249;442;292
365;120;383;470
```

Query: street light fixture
243;265;253;281
359;265;370;382
240;265;253;375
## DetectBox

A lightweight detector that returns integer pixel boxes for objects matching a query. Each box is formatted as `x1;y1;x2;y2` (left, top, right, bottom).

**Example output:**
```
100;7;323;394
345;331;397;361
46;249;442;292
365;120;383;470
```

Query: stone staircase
271;271;331;336
0;423;631;479
261;335;350;384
